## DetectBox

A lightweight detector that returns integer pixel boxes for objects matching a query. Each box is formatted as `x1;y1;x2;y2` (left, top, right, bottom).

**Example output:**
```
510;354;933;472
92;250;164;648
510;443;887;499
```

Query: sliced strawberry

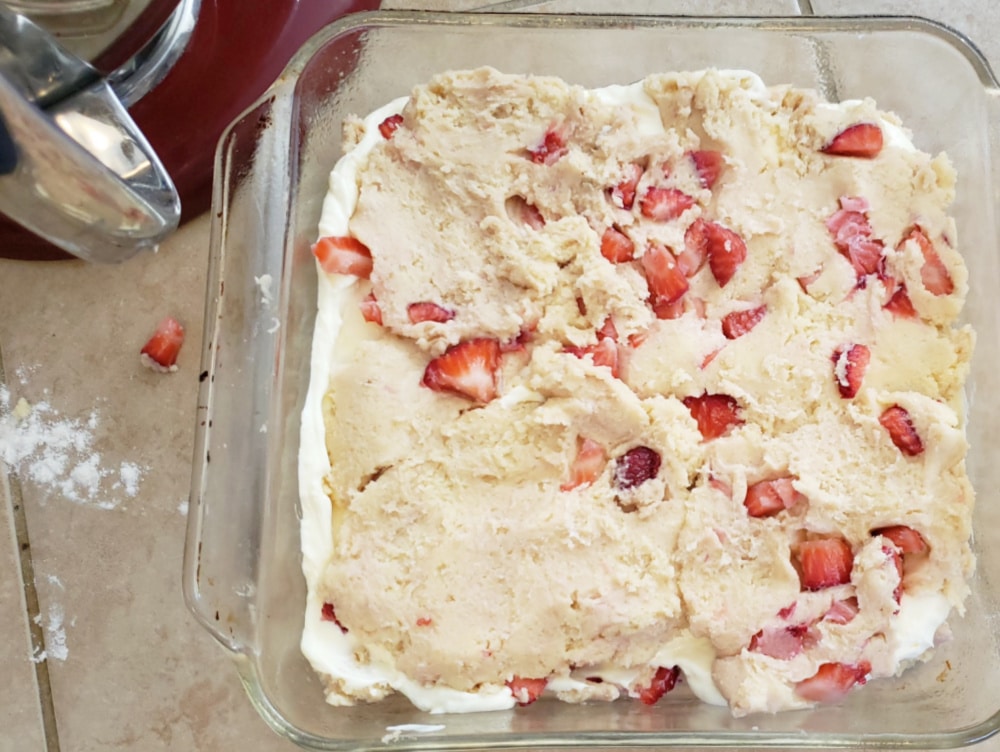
826;202;883;280
528;125;567;165
600;226;635;263
561;437;607;491
359;292;382;325
744;477;804;518
777;602;797;620
614;446;661;490
320;602;348;633
797;538;854;591
823;597;860;625
507;676;547;706
689;149;725;189
312;236;373;278
700;346;722;370
501;326;534;354
797;268;822;294
421;338;501;403
507;195;546;230
677;221;709;276
795;662;871;703
415;616;433;627
883;284;918;319
378;113;404;139
639;187;695;222
609;162;644;210
832;344;870;399
722;305;766;339
636;666;679;705
749;624;814;660
650;297;686;321
872;525;929;555
597;316;618;342
641;242;689;308
898;226;954;296
565;338;620;378
821;123;883;158
683;393;744;440
695;220;748;288
879;405;924;456
140;316;185;373
883;544;905;603
407;301;456;324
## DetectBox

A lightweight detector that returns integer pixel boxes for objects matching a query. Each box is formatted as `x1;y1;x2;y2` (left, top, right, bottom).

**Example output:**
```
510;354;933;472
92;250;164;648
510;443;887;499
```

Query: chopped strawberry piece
312;236;374;278
677;223;709;277
688;149;725;189
501;326;534;354
639;187;695;222
415;616;433;627
359;292;382;325
507;676;547;706
650;297;686;320
561;437;607;492
378;113;404;139
641;242;689;309
683;393;743;440
709;474;733;498
873;525;929;555
749;624;814;660
898;226;954;296
883;543;905;602
507;195;546;230
140;316;185;373
722;305;766;339
797;538;854;591
879;405;924;456
826;200;883;281
636;666;679;705
823;597;860;625
744;477;804;518
597;316;618;342
407;301;456;324
600;226;635;263
609;162;644;210
627;331;648;349
614;446;661;490
700;346;722;370
795;662;871;703
821;123;883;158
320;602;348;633
686;219;747;288
838;196;870;213
528;125;567;165
421;338;501;403
565;338;620;378
777;602;797;620
832;344;870;399
883;284;918;318
797;269;822;293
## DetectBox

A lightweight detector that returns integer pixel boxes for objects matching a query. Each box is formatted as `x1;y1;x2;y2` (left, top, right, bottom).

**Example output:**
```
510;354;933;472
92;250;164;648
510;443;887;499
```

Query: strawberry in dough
302;67;975;719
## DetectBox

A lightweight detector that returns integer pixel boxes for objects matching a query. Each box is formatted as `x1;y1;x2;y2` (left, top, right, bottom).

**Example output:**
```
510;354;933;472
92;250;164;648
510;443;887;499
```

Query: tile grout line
0;344;62;752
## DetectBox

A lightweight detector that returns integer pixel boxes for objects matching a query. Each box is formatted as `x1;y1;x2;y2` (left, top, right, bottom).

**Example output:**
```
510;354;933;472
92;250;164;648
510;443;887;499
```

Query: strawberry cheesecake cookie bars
299;67;975;716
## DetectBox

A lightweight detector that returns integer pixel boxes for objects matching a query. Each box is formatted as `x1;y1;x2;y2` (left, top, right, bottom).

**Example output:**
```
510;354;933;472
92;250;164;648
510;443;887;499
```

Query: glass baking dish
183;10;1000;750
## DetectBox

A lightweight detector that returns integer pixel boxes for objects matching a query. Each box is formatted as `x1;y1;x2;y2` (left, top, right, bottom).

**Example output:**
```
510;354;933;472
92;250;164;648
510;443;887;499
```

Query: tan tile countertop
1;1;998;750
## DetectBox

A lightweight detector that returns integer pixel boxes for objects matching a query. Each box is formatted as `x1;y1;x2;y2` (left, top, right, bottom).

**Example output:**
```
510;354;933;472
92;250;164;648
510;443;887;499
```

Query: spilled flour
0;381;146;509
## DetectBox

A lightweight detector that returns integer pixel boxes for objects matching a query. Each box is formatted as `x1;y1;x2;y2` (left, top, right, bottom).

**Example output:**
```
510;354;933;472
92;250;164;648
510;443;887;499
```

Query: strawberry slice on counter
614;446;662;490
639;187;695;222
507;676;547;706
872;525;929;555
600;226;635;263
321;602;348;633
641;242;689;311
832;344;870;399
636;666;680;705
879;405;924;456
820;123;883;158
421;338;501;403
688;149;724;189
378;113;404;139
684;218;748;288
141;316;185;373
407;301;456;324
359;292;383;325
609;162;644;210
883;283;918;319
721;305;766;339
683;393;744;440
312;236;374;278
898;226;955;296
797;538;854;591
795;662;871;703
528;125;568;165
744;477;805;518
561;437;607;491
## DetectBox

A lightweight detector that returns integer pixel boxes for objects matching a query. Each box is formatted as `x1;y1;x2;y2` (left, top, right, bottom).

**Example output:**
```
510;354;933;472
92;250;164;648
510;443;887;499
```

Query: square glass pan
184;10;1000;751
